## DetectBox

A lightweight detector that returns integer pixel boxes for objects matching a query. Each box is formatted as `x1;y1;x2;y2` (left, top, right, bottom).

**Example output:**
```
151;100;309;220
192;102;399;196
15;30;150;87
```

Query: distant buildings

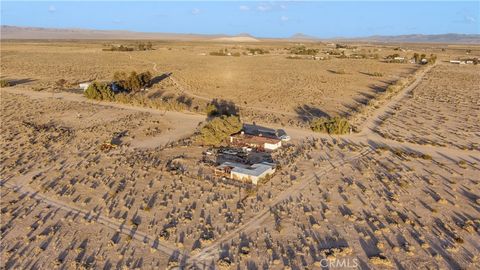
214;161;276;185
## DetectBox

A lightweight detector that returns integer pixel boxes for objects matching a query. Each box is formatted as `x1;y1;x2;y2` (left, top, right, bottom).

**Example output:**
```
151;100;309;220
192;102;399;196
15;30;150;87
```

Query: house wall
231;167;275;185
264;141;281;150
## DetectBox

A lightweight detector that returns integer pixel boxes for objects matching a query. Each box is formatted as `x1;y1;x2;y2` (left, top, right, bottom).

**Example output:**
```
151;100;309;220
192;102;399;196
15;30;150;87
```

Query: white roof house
216;161;276;185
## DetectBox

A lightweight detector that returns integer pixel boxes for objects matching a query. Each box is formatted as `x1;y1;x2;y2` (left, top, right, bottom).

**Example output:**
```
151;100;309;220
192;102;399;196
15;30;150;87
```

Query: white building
215;161;276;185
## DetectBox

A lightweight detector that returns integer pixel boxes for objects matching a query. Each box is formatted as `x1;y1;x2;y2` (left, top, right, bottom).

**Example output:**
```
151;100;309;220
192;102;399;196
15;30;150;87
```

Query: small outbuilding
215;161;276;185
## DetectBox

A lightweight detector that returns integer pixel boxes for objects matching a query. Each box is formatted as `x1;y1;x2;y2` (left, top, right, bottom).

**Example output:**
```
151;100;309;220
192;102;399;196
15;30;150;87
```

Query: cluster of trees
103;45;134;52
197;115;242;146
413;53;437;64
103;42;154;52
209;49;240;57
289;46;319;55
137;42;154;51
210;49;229;56
113;71;152;92
84;71;153;101
310;117;351;134
247;48;269;55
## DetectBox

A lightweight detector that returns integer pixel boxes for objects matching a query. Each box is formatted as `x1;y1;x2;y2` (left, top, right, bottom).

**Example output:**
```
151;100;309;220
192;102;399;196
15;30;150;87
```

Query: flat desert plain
1;40;480;269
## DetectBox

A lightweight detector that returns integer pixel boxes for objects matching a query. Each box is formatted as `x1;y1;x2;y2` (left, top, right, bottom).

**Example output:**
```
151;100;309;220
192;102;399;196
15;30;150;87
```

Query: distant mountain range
1;25;479;44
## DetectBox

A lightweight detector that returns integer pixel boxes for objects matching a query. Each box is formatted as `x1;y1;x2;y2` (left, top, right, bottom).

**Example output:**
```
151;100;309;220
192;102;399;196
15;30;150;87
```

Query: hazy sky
1;1;479;38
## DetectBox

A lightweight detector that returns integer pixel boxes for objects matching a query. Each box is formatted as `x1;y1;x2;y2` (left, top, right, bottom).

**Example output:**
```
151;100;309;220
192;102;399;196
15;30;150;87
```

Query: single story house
230;132;282;151
214;161;276;185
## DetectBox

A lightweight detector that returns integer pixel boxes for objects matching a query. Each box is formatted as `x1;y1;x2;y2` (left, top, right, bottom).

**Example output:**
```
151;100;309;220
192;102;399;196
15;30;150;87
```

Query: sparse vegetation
103;45;134;51
247;48;269;55
210;49;229;56
289;46;319;55
310;117;351;134
365;72;383;77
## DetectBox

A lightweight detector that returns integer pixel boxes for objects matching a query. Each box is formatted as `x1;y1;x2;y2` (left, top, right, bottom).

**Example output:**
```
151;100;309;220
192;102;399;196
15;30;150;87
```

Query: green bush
247;48;269;55
310;117;351;135
289;46;318;55
0;79;12;88
84;82;114;101
197;115;242;146
113;71;152;92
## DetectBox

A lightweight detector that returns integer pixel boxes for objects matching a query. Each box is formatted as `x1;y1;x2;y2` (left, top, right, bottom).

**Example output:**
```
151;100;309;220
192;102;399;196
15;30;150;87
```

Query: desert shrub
286;56;302;60
103;45;134;51
84;82;114;101
232;52;241;57
247;48;269;55
367;72;383;77
113;71;152;92
210;49;228;56
0;79;12;87
289;46;318;55
137;42;153;51
197;115;242;146
310;117;351;134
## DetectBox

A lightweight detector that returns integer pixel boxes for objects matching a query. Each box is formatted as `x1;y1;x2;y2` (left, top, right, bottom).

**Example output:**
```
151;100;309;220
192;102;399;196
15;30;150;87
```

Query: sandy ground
1;41;419;123
375;64;480;151
1;42;480;269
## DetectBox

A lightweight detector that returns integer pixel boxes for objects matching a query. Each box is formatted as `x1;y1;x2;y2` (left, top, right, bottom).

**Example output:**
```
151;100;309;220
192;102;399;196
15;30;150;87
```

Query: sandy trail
1;87;204;149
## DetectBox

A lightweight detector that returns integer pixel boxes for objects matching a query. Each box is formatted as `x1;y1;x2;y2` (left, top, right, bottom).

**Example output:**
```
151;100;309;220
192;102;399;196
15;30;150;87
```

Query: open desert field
1;41;426;126
375;64;480;150
1;37;480;270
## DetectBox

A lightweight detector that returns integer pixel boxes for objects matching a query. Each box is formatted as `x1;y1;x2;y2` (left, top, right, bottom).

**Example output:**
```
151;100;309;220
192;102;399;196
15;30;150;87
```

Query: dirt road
1;86;205;149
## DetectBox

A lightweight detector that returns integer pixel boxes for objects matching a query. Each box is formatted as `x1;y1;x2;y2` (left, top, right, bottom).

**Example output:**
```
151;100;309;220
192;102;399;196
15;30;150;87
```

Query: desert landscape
1;23;480;270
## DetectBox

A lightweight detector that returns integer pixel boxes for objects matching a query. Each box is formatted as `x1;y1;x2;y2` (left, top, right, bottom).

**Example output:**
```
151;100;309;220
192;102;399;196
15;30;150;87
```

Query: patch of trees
197;115;242;146
113;71;152;92
413;53;437;64
210;49;229;56
289;46;319;55
103;42;154;52
84;71;153;101
103;45;134;52
310;117;351;134
247;48;269;55
136;42;154;51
